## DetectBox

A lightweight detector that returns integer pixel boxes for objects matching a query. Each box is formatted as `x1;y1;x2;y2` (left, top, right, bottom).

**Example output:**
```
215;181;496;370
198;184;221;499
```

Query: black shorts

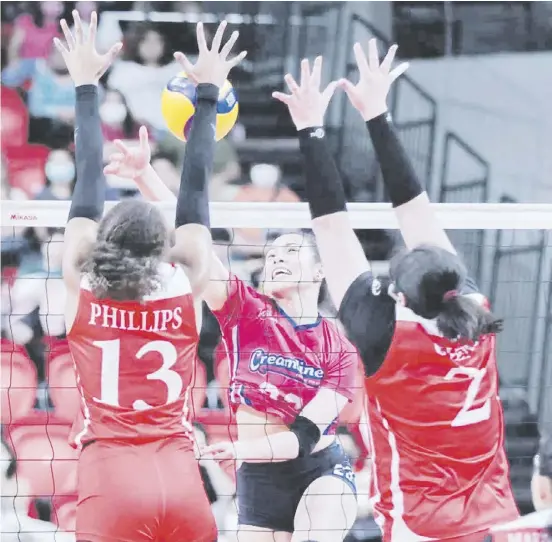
236;441;356;533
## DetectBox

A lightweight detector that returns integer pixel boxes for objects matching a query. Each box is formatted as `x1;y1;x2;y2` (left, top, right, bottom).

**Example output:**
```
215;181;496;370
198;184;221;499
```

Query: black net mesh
1;225;551;538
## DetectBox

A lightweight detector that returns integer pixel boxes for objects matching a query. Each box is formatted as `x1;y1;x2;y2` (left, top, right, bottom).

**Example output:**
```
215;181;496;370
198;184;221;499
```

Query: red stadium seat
0;86;29;148
47;344;81;424
1;339;37;424
6;416;77;497
4;144;50;197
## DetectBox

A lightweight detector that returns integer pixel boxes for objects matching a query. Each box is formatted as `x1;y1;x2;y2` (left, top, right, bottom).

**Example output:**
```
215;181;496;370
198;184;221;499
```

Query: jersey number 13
92;339;184;411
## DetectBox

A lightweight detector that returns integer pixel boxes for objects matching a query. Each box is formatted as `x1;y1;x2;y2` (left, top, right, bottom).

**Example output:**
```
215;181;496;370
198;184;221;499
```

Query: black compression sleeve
366;113;423;208
298;127;347;219
68;85;106;222
175;83;218;229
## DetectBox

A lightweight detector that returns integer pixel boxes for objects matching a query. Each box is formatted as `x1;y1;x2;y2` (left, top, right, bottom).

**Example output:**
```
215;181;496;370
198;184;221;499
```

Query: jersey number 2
93;339;183;411
445;367;491;427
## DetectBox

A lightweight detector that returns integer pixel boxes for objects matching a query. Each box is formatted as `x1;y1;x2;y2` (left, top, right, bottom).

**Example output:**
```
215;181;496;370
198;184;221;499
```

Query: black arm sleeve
298;128;347;219
175;83;218;229
366;113;423;208
338;272;397;377
68;85;106;222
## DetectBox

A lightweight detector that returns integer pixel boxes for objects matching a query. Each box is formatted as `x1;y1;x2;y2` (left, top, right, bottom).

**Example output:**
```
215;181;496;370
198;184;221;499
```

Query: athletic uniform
486;510;552;541
212;273;359;532
67;263;216;542
339;273;519;542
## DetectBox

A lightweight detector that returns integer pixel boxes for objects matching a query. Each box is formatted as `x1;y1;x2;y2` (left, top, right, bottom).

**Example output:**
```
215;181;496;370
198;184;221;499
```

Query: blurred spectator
488;431;552;537
151;151;181;194
35;149;75;201
100;88;139;142
533;432;552;512
3;43;77;147
158;132;241;199
70;2;119;54
6;2;62;64
6;229;65;345
1;433;75;542
107;26;179;132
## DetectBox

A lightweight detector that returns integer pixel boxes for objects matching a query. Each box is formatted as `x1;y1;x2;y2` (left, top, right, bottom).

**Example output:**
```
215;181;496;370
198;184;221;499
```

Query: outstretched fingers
210;20;227;53
379;44;398;74
284;73;300;94
353;42;370;77
88;11;98;44
310;56;323;90
113;139;132;157
228;49;247;68
173;51;195;76
220;30;239;59
300;58;311;87
272;91;293;105
196;22;208;54
72;10;84;44
138;125;149;150
59;19;75;50
389;61;409;83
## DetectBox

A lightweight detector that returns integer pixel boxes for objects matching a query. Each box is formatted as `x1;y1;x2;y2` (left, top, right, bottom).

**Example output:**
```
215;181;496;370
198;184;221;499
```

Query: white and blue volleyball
161;71;239;142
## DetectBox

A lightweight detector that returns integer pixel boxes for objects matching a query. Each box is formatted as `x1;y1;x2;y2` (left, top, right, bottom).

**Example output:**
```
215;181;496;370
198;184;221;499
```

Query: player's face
262;233;321;296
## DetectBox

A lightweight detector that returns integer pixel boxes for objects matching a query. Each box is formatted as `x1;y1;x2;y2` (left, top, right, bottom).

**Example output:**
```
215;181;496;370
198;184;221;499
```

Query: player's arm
107;129;233;309
54;12;122;329
168;80;218;297
203;388;350;462
340;40;454;254
273;57;370;308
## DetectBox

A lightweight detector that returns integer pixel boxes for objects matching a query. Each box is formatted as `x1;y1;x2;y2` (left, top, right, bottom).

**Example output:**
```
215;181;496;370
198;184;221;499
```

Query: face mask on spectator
45;160;75;185
100;103;127;126
250;163;281;189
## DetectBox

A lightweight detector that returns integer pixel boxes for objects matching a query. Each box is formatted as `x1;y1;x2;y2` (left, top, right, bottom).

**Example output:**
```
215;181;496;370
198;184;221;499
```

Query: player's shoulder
317;316;357;350
229;272;270;304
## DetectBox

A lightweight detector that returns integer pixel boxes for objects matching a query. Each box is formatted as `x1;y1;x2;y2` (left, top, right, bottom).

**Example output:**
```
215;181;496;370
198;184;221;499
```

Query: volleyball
161;72;239;142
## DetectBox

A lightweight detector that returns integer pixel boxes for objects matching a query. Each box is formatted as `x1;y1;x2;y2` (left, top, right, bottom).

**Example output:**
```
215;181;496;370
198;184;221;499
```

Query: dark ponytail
391;244;503;343
437;294;503;342
85;240;161;301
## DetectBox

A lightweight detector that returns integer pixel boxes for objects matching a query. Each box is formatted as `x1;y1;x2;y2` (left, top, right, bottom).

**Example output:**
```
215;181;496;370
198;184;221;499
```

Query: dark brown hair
84;200;167;301
390;244;503;342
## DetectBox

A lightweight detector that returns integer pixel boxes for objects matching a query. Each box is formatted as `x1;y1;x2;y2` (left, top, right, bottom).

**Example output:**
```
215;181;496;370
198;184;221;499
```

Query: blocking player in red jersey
105;105;360;542
56;13;244;542
273;46;520;541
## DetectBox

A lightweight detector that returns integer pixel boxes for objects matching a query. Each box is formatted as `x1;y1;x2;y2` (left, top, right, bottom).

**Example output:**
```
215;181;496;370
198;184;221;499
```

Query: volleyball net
1;200;551;536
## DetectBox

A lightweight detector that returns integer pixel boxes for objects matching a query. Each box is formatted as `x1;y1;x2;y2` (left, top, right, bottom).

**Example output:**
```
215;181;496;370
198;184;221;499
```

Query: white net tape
3;200;552;229
2;199;551;538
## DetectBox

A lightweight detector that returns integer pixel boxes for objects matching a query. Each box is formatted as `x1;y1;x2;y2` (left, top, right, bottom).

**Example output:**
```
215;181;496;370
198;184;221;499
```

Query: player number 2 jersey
67;263;198;447
364;303;519;541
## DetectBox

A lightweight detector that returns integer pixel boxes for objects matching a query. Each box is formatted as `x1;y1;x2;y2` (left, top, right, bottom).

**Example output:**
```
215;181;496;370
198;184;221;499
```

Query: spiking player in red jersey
273;47;520;541
105;109;360;542
56;13;245;542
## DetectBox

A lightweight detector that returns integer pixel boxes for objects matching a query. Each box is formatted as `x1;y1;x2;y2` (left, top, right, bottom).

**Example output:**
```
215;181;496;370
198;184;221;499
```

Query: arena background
1;1;551;541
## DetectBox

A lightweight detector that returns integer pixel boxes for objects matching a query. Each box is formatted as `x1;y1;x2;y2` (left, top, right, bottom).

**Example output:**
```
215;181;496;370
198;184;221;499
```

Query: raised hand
272;56;338;131
103;126;151;180
54;10;122;87
339;39;409;122
173;21;246;88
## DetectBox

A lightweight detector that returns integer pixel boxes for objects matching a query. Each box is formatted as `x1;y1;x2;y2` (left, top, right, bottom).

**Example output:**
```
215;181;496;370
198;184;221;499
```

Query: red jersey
67;264;198;448
364;303;519;541
489;510;552;541
212;274;358;430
